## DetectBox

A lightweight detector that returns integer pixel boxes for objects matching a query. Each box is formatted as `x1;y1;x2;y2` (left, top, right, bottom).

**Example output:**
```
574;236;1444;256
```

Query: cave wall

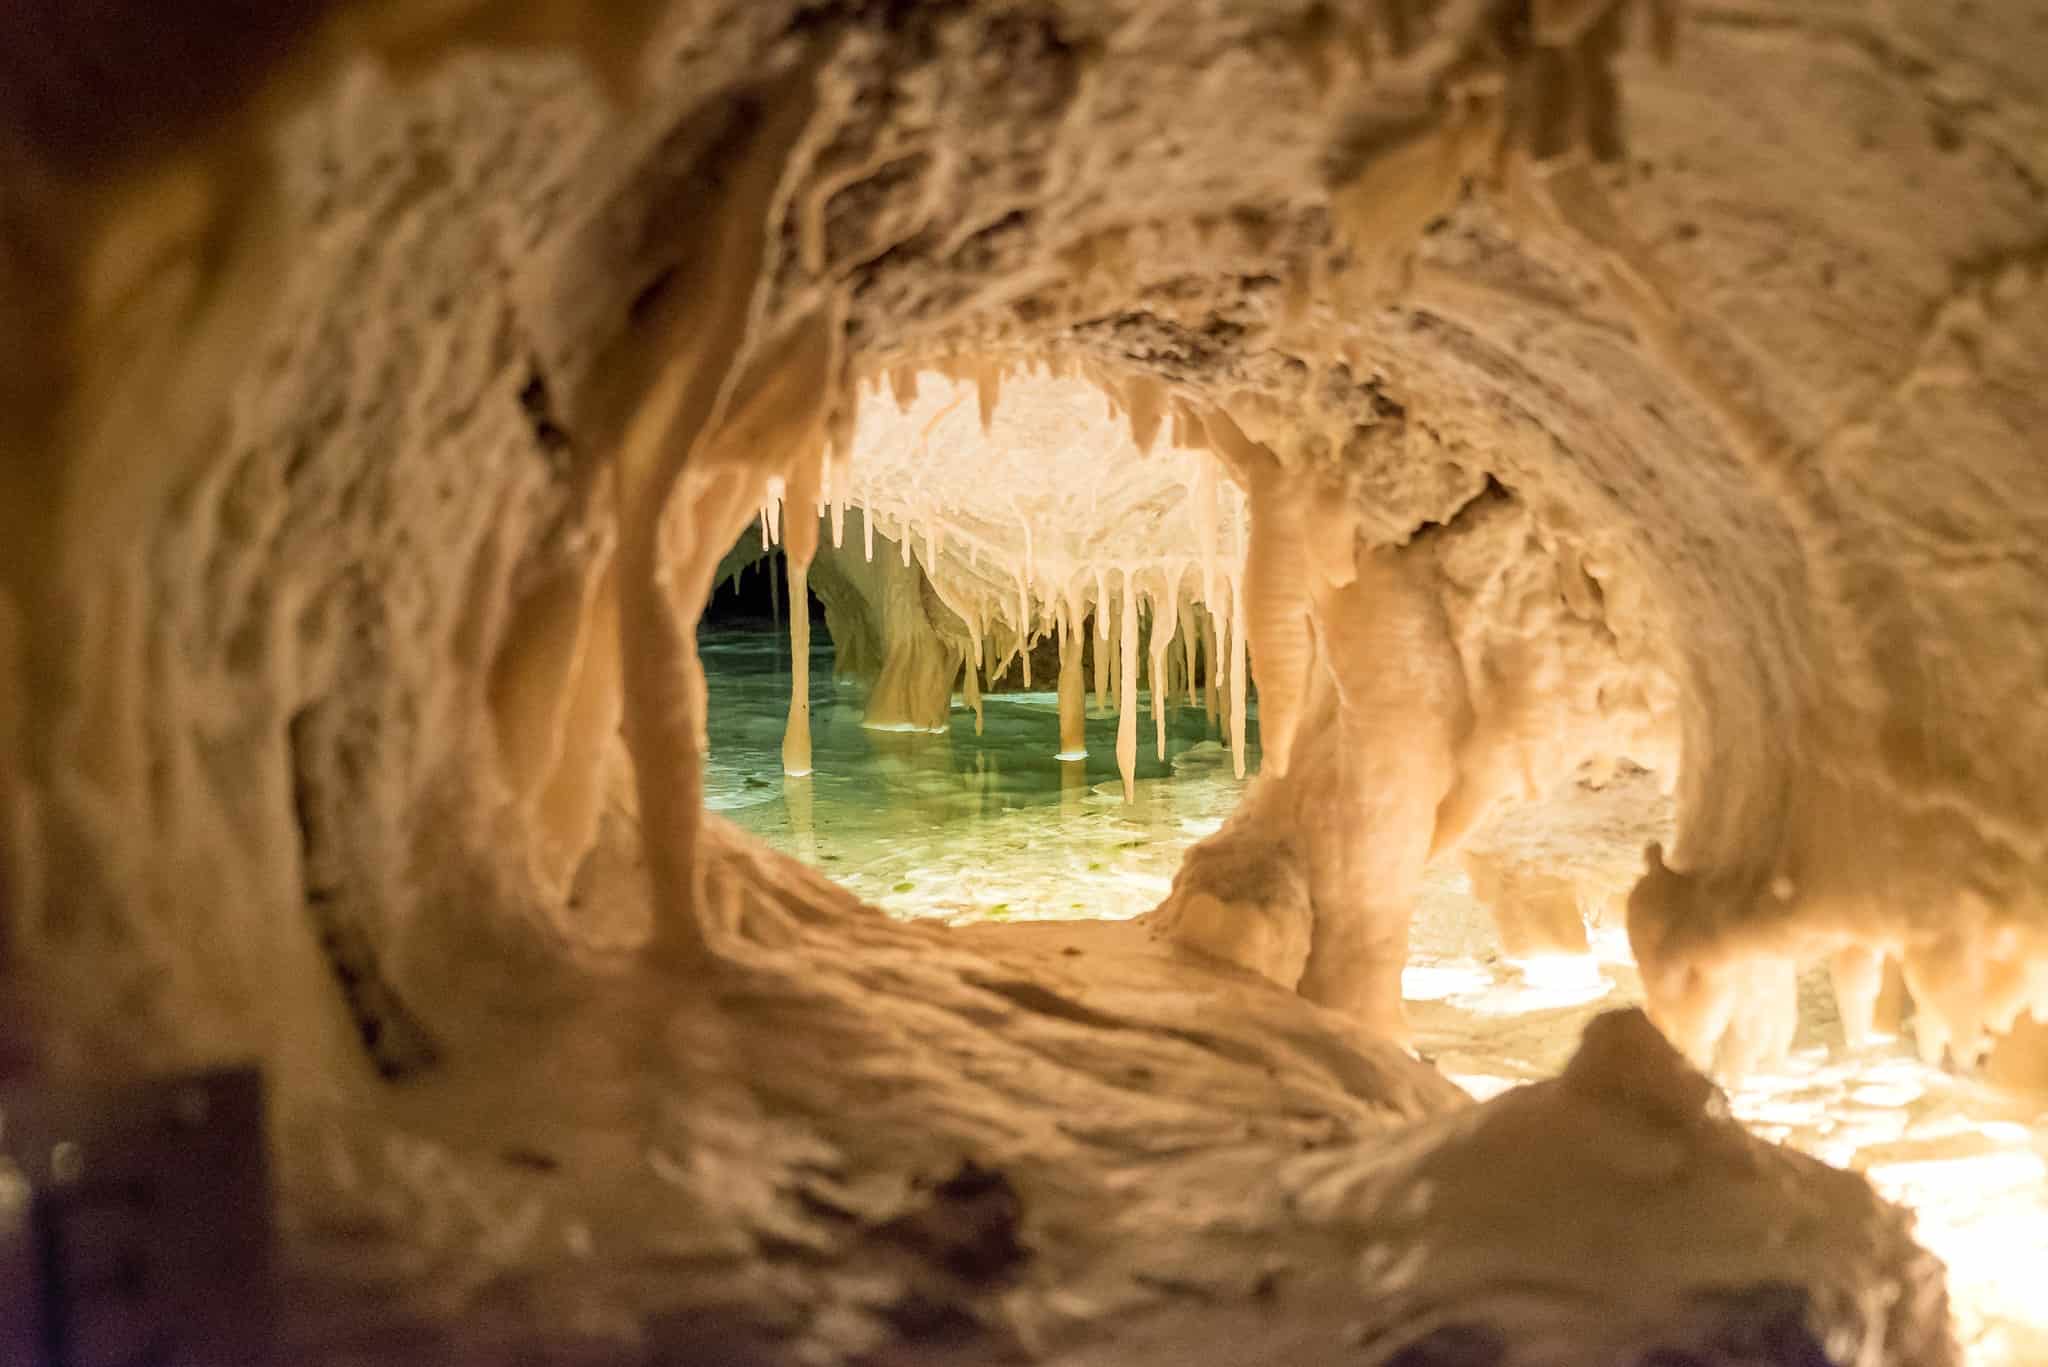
3;0;2044;1358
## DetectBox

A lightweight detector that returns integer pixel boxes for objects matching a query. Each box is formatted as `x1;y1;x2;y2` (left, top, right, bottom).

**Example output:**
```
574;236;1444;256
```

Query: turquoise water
700;626;1261;923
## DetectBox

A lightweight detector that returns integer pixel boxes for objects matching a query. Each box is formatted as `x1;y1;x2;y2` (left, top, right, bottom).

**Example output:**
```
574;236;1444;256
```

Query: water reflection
702;627;1253;924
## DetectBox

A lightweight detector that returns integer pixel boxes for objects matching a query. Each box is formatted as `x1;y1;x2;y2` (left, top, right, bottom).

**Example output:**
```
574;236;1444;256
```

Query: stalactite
1013;570;1032;688
1125;374;1166;454
1058;608;1087;760
1062;575;1087;660
1212;588;1233;750
1092;600;1112;710
1195;453;1220;610
1150;568;1180;761
780;439;826;778
963;642;984;735
887;364;916;411
1105;587;1120;706
1118;565;1139;801
1239;466;1312;776
975;364;1001;431
1830;945;1894;1050
781;555;814;776
1228;571;1248;779
1182;593;1200;706
1201;605;1219;730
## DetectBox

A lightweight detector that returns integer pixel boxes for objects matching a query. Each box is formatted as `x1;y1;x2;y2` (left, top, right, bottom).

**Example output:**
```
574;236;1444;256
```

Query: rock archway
6;1;2045;1361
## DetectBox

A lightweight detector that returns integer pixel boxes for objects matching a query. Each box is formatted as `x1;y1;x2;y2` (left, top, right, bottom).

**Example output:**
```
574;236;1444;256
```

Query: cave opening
695;419;1264;926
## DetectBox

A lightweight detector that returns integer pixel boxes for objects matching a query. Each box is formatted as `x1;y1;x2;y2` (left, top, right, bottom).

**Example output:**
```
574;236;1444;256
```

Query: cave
4;2;2046;1364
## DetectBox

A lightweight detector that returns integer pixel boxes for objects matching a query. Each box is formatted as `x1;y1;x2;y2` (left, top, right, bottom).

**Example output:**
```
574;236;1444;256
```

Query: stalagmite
1117;566;1139;801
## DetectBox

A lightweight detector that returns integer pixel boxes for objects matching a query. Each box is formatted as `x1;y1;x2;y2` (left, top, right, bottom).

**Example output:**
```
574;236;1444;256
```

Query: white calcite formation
5;0;2046;1361
755;370;1256;776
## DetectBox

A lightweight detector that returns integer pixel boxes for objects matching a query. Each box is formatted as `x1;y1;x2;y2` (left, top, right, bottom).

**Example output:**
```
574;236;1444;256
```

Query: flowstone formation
5;0;2046;1361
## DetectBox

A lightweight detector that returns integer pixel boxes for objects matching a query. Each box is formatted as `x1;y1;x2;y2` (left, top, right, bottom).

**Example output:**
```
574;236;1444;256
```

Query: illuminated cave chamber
698;367;1276;923
8;1;2048;1364
701;365;1260;757
695;363;1680;1020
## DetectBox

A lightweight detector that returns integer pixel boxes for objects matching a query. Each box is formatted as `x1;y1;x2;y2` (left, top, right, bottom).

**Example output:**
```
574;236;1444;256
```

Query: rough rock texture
5;0;2044;1360
1150;484;1675;1035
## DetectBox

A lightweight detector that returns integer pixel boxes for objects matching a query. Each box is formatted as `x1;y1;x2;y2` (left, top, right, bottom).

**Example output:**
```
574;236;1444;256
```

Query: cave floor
700;626;2048;1366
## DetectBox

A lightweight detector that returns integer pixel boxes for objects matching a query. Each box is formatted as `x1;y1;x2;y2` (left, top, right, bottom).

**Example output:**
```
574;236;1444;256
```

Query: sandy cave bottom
700;625;2048;1367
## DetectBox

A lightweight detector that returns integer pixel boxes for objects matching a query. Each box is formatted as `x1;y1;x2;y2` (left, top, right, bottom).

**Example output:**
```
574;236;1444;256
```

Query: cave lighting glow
702;595;2046;1367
